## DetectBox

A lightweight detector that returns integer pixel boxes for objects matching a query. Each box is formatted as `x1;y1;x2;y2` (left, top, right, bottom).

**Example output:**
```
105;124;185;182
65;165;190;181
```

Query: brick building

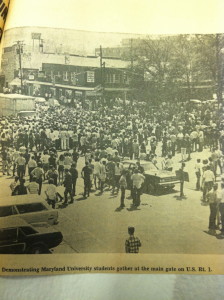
1;45;134;101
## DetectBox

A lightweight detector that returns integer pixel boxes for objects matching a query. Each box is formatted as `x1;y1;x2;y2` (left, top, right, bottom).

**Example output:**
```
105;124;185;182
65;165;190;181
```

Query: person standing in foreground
81;162;92;198
218;183;224;237
179;162;186;198
63;168;74;205
206;183;219;235
131;169;145;207
125;227;141;253
202;165;215;202
45;178;57;209
31;162;44;195
119;170;127;208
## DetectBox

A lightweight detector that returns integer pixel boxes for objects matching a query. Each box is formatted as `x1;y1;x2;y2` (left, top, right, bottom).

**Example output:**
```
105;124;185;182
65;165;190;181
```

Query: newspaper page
0;0;9;40
0;0;224;276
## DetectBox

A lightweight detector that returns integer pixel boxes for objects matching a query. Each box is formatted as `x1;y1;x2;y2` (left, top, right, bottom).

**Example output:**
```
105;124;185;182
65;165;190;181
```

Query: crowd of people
1;97;224;233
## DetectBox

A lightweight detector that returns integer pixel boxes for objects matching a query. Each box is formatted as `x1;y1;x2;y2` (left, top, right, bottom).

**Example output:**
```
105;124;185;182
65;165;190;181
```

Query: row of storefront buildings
1;43;134;101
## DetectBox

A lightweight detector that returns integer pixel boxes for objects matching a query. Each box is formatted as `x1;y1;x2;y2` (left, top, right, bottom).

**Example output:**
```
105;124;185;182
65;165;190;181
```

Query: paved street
1;147;224;254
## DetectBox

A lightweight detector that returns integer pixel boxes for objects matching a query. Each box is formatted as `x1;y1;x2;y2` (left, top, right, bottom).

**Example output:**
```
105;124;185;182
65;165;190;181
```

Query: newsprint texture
0;0;224;275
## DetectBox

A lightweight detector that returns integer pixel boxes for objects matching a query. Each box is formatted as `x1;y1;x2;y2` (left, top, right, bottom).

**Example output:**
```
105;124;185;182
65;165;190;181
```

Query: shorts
58;165;64;172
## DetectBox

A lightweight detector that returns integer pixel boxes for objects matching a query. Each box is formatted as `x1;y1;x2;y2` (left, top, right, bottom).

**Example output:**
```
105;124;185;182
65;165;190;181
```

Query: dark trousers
219;203;224;233
36;178;42;195
13;163;17;176
195;172;201;190
72;178;77;196
120;187;125;207
17;165;25;178
203;181;213;201
132;187;141;207
180;181;184;197
171;142;176;156
29;167;35;182
209;203;218;230
64;187;74;203
84;178;91;196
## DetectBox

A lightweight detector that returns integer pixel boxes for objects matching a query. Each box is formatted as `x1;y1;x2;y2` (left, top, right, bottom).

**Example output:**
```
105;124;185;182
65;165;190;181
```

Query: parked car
0;195;59;225
122;160;180;194
0;217;63;254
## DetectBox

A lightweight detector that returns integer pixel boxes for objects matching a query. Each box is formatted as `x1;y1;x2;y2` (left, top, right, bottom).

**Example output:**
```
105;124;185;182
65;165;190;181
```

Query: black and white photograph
0;25;224;256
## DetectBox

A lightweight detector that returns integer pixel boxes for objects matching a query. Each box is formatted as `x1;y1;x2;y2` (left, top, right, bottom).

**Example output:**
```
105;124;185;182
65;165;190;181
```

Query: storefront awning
26;80;95;91
9;78;22;86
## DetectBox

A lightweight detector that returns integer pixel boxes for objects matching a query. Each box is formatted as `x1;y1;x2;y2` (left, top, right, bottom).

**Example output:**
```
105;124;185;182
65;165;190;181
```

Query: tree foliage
127;34;224;103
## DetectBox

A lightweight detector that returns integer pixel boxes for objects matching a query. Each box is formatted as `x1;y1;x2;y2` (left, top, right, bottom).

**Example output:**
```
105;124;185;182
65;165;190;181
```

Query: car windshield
141;162;158;171
16;203;47;214
20;226;37;235
0;206;14;217
123;161;158;171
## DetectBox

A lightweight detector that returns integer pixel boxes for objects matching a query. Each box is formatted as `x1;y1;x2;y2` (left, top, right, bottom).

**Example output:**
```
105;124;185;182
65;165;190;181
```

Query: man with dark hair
31;162;44;195
81;162;92;198
179;162;186;197
12;178;27;196
125;227;141;253
70;163;78;196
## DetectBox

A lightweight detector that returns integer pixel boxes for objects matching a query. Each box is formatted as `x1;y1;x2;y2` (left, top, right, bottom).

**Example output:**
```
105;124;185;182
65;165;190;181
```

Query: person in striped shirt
27;177;39;194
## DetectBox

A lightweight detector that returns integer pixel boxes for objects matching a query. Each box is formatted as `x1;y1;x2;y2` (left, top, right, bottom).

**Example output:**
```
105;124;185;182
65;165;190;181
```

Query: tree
126;34;224;104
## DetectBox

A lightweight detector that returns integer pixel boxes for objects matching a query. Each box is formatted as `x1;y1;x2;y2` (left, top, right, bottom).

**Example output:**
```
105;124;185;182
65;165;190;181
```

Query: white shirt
131;173;145;189
217;188;224;203
203;170;215;182
41;154;50;164
45;184;57;200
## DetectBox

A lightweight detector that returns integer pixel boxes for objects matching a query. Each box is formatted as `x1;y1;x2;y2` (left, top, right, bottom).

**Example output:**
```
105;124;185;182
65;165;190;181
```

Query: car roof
0;217;31;229
0;195;46;207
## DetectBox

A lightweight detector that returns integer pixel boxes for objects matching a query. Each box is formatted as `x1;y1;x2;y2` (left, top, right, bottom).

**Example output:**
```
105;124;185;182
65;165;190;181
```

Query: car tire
27;243;49;254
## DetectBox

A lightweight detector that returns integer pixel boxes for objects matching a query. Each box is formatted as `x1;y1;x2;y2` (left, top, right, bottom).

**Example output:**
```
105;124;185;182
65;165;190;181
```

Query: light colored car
122;160;180;194
0;195;59;225
0;217;63;254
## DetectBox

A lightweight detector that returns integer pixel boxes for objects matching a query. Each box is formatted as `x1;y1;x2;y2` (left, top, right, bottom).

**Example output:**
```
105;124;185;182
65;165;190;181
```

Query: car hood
32;223;61;234
145;170;177;178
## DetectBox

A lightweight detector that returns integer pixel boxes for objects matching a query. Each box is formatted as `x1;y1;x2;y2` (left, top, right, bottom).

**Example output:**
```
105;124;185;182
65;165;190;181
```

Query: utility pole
216;34;223;110
130;39;134;105
99;45;105;102
15;41;24;91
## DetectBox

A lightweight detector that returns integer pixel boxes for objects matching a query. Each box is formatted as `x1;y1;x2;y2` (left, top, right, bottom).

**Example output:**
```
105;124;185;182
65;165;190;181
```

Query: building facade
1;44;134;101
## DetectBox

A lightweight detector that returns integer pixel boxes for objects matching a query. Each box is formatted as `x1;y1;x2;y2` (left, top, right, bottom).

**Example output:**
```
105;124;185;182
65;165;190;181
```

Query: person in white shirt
131;169;145;207
41;151;50;180
202;166;215;202
28;156;37;181
93;158;101;190
45;179;57;209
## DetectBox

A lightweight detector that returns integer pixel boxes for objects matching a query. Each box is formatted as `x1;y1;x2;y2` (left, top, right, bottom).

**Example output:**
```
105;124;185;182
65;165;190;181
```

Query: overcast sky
5;0;224;35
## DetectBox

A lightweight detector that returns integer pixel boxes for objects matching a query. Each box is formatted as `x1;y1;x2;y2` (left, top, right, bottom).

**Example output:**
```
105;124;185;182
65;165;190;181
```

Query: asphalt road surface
1;147;224;254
